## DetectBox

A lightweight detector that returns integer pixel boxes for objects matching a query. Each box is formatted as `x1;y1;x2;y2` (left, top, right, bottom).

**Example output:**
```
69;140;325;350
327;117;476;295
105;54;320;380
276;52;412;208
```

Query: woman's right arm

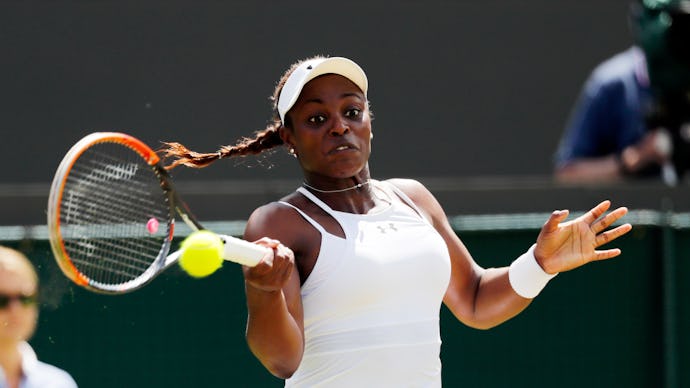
242;203;305;378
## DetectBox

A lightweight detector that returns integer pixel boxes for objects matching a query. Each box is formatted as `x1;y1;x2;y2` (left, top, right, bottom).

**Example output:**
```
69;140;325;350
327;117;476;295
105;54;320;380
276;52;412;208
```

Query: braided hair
161;56;326;170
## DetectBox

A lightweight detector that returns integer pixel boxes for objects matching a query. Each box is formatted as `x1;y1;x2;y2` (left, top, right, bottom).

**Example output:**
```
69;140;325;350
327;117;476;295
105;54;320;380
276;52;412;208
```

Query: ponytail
161;120;283;170
161;55;326;170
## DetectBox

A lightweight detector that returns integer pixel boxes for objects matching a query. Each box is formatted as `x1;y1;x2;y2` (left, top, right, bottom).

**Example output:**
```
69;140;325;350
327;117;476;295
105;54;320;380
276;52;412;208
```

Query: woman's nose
329;118;350;136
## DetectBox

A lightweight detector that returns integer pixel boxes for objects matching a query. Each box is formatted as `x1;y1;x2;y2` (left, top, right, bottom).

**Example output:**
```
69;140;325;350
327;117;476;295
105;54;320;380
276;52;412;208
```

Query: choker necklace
302;179;371;193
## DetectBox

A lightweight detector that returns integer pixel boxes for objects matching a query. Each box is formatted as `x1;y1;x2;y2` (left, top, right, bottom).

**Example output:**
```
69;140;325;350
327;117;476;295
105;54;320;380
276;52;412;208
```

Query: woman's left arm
389;179;632;330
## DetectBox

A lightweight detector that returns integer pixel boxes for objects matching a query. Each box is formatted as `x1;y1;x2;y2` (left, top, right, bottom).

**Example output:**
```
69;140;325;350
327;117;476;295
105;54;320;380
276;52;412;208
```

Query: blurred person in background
0;245;77;388
554;0;690;185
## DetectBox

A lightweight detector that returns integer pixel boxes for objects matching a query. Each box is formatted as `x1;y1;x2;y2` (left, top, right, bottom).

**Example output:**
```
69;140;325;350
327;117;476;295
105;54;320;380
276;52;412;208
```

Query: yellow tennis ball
179;230;224;278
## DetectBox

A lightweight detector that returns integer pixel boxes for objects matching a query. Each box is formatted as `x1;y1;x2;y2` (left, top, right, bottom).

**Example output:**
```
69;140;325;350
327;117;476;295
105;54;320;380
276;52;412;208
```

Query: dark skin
242;74;633;379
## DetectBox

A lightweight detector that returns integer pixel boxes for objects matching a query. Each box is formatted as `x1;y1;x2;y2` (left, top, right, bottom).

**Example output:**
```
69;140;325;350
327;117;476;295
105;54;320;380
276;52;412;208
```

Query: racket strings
64;163;162;230
59;144;171;287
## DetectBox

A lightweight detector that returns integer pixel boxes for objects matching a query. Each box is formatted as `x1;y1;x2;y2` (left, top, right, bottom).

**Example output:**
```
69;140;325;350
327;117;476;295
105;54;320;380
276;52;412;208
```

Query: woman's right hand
243;238;295;293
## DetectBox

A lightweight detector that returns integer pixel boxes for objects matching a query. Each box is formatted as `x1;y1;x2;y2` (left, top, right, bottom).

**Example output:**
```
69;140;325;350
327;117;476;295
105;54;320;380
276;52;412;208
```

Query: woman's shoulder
247;193;304;226
244;192;314;241
381;178;431;199
245;192;322;262
381;178;445;223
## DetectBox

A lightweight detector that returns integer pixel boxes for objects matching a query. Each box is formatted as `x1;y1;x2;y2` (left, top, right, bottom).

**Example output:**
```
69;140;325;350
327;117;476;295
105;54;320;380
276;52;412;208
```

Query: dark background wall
6;0;685;227
2;0;633;181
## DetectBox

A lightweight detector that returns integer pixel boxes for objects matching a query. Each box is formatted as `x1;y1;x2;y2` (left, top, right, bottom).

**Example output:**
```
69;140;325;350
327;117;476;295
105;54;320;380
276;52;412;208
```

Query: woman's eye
345;108;361;118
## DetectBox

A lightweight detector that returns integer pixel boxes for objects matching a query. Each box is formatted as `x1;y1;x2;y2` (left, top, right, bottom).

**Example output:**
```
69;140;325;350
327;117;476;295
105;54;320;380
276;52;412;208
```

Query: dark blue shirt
555;47;652;167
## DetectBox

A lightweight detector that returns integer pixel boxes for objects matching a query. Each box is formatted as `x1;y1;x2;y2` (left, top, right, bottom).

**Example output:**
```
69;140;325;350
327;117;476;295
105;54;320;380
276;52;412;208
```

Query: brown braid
161;55;327;170
161;122;283;170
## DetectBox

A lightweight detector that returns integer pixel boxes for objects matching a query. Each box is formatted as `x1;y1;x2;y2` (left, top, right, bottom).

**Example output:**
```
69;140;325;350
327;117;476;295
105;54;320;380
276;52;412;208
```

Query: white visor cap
277;57;368;125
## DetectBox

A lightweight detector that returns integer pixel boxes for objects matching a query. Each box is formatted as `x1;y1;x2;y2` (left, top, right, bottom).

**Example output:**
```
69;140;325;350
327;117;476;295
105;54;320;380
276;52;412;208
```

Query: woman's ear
278;125;292;147
278;125;297;157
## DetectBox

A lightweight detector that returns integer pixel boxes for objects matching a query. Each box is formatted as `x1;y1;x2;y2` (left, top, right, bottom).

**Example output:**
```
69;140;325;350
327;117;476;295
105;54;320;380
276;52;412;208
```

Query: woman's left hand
534;200;632;274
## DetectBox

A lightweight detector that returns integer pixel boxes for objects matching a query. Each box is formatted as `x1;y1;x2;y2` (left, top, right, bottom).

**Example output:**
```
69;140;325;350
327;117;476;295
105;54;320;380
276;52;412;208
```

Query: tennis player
163;56;632;387
0;246;77;388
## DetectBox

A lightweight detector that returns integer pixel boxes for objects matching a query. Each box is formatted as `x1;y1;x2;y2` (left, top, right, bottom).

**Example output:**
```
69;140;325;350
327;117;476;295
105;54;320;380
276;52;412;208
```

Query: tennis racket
47;132;269;294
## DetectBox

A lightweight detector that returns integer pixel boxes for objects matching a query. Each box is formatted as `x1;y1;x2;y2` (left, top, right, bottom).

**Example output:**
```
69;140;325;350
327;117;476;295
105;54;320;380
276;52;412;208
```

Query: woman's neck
301;179;393;215
302;179;370;194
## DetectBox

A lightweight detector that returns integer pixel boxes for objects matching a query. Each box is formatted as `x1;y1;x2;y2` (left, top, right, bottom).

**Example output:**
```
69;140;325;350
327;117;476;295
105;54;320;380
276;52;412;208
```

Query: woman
0;246;78;388
163;56;632;387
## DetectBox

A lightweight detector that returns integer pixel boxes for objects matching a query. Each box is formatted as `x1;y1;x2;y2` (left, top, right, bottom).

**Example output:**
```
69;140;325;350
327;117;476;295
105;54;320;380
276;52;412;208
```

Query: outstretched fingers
591;205;629;234
594;222;633;247
542;209;570;233
581;200;612;225
537;201;632;272
592;248;623;262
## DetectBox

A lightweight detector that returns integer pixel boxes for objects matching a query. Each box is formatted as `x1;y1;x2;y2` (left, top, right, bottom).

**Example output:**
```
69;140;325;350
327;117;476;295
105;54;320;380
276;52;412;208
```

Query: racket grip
218;234;270;267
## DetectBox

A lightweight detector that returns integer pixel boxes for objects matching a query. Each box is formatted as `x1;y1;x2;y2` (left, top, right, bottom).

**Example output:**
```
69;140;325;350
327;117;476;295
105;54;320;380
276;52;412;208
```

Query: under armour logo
376;223;398;233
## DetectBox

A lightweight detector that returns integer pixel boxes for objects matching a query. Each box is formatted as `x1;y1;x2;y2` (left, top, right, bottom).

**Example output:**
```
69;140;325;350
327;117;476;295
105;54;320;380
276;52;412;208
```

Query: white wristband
509;244;558;299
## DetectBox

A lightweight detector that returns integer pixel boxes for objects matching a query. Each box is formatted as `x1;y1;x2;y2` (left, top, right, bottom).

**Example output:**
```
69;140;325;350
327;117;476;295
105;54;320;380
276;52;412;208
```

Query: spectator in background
554;0;690;185
0;245;77;388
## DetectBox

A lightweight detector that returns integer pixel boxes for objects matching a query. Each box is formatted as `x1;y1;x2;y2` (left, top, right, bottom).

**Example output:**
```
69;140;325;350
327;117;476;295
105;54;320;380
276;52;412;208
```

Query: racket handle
218;234;270;267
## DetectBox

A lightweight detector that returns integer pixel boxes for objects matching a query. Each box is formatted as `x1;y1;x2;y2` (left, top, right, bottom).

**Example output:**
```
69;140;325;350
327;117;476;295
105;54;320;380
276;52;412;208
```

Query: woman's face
0;261;38;346
283;74;372;181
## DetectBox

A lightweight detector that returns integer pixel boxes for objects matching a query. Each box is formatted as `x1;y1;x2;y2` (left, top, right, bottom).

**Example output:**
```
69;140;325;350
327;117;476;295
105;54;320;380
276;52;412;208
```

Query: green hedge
2;210;685;388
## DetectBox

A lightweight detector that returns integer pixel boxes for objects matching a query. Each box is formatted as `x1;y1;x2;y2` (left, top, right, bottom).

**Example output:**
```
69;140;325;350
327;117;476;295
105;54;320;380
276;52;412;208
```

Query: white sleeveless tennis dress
281;181;451;387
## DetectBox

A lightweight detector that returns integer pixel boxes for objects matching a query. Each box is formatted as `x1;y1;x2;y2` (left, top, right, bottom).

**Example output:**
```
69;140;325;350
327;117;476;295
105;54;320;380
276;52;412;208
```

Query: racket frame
47;132;199;293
